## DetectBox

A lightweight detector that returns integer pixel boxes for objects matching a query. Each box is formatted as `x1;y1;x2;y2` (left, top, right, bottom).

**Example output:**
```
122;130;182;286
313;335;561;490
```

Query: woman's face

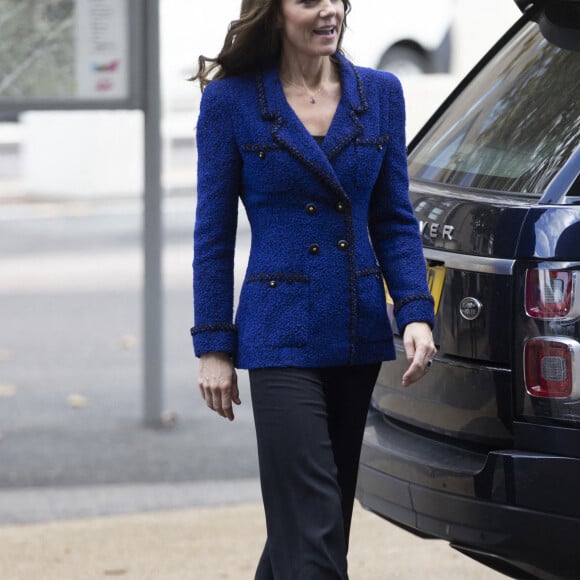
278;0;345;59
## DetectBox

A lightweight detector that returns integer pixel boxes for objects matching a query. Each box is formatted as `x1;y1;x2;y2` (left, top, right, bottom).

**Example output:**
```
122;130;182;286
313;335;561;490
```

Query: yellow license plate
385;264;446;315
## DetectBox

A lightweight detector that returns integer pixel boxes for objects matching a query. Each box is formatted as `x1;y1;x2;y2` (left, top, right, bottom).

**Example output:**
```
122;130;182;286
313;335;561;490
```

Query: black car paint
357;3;580;579
359;409;580;579
371;343;513;443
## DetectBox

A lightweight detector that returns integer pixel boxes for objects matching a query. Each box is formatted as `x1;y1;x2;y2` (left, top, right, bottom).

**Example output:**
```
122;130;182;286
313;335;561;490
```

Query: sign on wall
0;0;141;110
76;0;129;99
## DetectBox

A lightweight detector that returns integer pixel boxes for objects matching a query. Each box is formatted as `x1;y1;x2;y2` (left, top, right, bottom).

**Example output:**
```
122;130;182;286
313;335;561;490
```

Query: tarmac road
0;198;249;478
0;197;258;494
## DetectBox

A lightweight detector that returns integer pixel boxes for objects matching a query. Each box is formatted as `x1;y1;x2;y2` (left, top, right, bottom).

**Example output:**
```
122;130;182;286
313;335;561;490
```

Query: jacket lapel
322;54;368;162
256;53;368;200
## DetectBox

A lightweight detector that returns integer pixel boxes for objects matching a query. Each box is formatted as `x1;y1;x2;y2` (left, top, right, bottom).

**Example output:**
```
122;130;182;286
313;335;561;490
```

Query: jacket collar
256;53;368;199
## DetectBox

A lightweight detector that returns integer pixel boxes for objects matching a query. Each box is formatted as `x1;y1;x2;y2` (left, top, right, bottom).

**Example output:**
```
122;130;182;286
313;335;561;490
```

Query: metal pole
142;0;164;427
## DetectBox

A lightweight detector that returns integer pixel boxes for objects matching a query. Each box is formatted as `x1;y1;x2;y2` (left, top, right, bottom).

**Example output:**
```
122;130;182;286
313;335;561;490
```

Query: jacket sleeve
191;80;241;358
368;74;435;333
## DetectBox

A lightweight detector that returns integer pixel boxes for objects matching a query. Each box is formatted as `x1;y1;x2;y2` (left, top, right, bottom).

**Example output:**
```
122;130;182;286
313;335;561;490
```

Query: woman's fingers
231;373;241;406
198;354;239;421
202;376;232;419
402;355;429;386
402;322;436;387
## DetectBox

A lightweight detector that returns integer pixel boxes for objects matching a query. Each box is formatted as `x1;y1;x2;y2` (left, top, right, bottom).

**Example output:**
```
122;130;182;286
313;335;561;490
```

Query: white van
345;0;455;74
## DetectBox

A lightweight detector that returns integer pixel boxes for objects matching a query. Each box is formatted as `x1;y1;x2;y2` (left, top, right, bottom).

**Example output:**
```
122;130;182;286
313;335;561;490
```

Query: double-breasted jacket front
191;53;434;370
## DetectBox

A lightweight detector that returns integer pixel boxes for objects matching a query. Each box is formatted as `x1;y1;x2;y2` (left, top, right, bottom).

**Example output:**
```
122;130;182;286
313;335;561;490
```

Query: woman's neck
278;54;336;89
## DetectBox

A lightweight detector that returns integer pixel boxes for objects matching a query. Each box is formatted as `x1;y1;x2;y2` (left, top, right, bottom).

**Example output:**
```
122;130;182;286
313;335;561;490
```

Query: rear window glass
408;23;580;195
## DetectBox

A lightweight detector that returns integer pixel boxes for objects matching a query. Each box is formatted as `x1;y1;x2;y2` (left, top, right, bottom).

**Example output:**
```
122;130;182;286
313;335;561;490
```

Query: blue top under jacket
191;53;434;369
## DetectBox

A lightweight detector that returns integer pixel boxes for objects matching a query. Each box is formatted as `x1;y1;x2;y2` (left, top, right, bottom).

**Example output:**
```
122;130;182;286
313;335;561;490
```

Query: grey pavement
0;479;261;525
0;192;259;517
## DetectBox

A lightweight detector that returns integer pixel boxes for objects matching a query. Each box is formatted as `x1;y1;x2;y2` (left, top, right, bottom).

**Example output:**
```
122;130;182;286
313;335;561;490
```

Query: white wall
160;0;241;111
403;1;521;137
21;111;143;198
452;0;521;74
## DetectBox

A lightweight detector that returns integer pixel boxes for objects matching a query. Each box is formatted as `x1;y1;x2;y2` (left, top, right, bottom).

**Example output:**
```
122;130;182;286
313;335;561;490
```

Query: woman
191;0;436;577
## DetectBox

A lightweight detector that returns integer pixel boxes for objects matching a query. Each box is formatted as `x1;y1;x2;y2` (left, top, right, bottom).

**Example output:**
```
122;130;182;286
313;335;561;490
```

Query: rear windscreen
408;23;580;195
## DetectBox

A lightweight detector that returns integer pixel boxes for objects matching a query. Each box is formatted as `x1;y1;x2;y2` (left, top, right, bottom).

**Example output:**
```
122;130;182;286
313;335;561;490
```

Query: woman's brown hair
191;0;351;91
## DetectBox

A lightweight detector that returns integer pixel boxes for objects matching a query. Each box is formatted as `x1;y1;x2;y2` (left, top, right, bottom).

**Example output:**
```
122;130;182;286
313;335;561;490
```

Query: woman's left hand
401;322;437;387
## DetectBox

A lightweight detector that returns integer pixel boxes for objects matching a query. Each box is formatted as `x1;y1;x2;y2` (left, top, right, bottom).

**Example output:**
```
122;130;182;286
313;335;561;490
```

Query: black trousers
249;363;380;580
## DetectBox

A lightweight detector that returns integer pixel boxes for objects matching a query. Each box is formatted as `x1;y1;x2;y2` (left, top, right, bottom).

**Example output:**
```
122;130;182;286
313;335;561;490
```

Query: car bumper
357;409;580;580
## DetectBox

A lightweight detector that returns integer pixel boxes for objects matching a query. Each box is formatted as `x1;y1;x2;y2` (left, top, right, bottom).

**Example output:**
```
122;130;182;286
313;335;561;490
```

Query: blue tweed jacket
191;53;434;369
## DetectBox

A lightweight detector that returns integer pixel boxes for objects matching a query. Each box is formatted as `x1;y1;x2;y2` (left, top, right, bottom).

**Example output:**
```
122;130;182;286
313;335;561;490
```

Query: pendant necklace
284;78;324;104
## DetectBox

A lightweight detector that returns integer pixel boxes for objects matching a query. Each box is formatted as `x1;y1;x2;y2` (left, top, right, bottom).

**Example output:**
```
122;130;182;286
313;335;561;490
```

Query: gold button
258;151;266;159
306;203;317;215
338;240;348;251
336;202;345;212
269;280;277;288
309;244;320;255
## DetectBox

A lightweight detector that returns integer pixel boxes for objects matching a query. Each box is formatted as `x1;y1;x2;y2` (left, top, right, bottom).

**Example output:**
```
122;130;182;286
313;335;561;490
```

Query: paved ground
0;501;506;580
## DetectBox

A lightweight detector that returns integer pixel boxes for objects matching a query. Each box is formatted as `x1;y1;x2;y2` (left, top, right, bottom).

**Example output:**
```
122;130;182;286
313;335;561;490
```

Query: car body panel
359;411;580;579
412;182;531;259
357;2;580;578
516;207;580;259
372;350;513;444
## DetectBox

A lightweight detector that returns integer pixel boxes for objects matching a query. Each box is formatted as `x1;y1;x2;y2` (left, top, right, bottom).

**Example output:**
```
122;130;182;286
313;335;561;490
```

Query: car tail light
524;338;580;399
525;269;579;319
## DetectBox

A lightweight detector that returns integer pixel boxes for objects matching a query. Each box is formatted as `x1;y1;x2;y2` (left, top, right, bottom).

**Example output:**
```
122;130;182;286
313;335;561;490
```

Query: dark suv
357;1;580;579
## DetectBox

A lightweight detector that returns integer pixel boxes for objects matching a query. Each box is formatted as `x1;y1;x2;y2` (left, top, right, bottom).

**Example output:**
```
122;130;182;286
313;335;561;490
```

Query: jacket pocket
356;266;392;344
236;273;309;348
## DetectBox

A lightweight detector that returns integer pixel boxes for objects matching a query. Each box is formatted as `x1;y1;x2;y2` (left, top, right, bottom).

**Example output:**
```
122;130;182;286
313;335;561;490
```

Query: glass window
408;23;580;195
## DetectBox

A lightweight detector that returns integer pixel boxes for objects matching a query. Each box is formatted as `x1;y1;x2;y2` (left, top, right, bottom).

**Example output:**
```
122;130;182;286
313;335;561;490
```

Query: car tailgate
375;181;532;445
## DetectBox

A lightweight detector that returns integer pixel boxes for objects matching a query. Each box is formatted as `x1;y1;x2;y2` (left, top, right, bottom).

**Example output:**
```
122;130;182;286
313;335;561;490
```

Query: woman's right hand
198;352;240;421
